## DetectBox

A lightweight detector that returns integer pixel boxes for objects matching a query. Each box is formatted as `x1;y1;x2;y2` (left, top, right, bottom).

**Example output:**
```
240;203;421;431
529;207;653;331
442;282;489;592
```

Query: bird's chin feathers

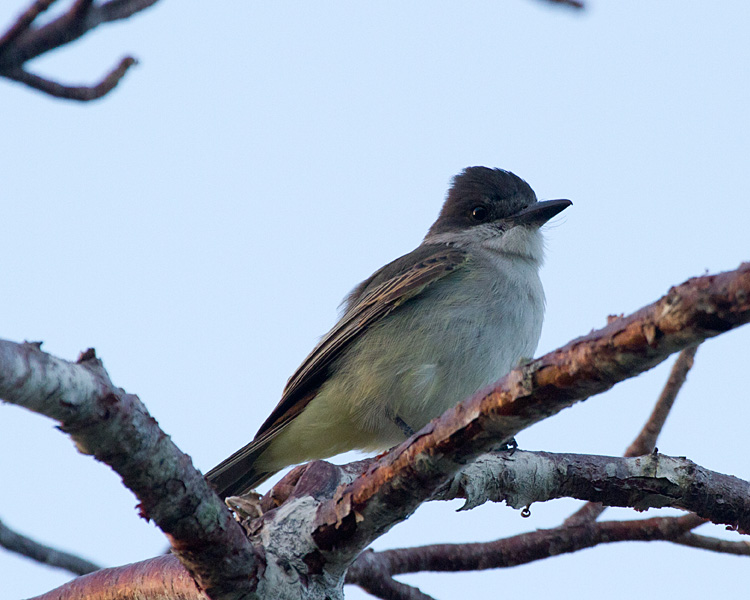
425;223;545;264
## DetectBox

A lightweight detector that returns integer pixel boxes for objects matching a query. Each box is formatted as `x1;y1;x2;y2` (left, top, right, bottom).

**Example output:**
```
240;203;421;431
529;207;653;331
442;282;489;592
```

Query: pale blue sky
2;2;749;598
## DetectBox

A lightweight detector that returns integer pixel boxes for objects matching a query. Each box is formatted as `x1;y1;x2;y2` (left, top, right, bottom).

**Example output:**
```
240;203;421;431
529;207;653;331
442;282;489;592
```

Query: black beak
512;198;572;226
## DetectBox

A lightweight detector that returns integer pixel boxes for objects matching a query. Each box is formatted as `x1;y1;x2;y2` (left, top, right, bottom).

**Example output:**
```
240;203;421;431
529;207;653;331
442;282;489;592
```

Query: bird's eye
471;206;489;221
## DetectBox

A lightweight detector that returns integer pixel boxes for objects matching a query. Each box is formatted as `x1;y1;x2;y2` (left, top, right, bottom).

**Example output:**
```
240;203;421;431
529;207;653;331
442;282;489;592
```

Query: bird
206;167;570;498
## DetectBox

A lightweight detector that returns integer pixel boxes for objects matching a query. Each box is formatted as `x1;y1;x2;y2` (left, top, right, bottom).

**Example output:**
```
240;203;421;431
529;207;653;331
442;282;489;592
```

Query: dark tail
205;434;278;498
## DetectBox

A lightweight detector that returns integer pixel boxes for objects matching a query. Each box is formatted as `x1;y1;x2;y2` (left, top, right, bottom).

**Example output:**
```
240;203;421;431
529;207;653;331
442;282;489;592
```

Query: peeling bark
3;263;749;599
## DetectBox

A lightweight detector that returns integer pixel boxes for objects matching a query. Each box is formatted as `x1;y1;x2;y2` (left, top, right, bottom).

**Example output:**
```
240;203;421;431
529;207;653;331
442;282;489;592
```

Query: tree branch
566;344;700;525
311;263;750;558
627;344;699;456
429;450;750;530
0;0;58;52
673;532;750;556
347;554;436;600
0;0;159;100
4;263;749;599
0;517;100;576
346;514;703;579
4;56;136;100
538;0;585;8
0;344;257;599
29;554;206;600
32;446;745;600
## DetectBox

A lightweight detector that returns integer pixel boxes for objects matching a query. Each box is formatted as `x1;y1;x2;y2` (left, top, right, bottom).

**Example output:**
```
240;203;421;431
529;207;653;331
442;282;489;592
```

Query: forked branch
0;0;159;100
2;262;749;599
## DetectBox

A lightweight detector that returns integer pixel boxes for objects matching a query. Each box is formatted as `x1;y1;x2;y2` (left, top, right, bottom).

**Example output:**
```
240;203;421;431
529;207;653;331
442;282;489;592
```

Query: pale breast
271;249;546;459
337;249;545;439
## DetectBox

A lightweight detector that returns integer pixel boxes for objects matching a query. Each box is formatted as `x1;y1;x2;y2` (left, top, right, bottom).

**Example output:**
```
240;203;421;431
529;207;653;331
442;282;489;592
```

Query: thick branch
431;450;750;531
312;263;750;558
5;263;749;599
32;446;745;599
30;554;206;600
0;517;100;576
0;344;257;599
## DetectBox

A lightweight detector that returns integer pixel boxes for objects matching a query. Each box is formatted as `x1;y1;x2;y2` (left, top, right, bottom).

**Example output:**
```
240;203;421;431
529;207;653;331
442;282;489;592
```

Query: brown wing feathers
205;247;468;497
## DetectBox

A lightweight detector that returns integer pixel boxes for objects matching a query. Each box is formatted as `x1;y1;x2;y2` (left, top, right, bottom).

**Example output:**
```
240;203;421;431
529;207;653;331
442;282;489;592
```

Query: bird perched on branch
207;167;571;498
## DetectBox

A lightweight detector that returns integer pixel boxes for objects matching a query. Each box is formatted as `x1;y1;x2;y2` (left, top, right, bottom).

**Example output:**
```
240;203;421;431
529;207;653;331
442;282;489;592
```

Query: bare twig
348;555;436;600
566;345;700;526
97;0;161;21
4;56;136;100
0;517;100;576
69;0;96;22
625;344;699;457
0;0;58;52
0;0;159;100
539;0;585;8
674;531;750;556
347;514;703;579
0;0;160;67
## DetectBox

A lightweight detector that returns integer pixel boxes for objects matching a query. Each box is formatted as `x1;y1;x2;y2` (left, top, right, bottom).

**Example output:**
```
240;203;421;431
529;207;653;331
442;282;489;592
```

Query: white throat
425;224;545;264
